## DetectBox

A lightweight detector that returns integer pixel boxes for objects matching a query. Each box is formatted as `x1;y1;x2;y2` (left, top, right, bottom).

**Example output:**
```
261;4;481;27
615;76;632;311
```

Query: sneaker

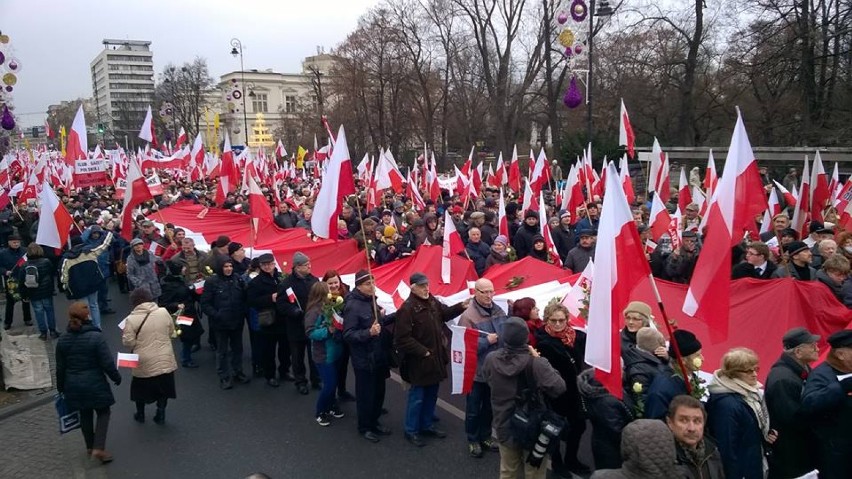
49;330;60;339
405;433;426;447
421;426;447;439
468;442;483;458
38;332;47;340
481;438;499;452
220;378;233;390
329;408;345;419
316;414;331;427
266;378;280;388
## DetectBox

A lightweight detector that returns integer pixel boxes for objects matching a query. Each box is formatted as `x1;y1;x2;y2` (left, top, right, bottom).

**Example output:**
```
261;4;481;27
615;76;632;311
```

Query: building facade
90;39;155;143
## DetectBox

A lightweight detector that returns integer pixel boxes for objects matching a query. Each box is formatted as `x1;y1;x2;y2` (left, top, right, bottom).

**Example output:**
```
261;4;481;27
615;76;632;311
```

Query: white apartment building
90;39;155;141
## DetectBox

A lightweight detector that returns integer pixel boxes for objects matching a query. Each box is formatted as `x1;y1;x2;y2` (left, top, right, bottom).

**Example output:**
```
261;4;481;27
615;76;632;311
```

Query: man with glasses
459;278;507;458
732;241;777;279
765;327;820;478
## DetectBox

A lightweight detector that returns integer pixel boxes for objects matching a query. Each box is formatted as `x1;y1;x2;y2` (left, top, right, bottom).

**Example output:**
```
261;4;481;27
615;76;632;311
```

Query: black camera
526;419;563;468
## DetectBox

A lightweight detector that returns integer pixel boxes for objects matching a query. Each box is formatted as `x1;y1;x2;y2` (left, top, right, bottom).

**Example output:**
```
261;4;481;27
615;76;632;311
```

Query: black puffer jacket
276;270;318;341
247;270;284;334
200;270;247;331
577;369;633;470
55;323;122;411
19;256;55;300
343;288;390;371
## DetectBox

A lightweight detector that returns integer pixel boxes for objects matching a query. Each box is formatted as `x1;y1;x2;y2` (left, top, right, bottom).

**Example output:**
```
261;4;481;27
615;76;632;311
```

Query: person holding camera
482;316;566;479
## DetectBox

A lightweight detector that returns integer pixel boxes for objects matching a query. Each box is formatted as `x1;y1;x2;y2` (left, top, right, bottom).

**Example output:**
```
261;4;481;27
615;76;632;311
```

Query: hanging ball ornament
3;73;17;86
557;11;568;24
563;76;583;109
1;105;15;131
574;43;584;55
558;29;575;48
571;0;588;22
0;51;5;66
4;86;11;92
564;47;574;58
7;58;20;72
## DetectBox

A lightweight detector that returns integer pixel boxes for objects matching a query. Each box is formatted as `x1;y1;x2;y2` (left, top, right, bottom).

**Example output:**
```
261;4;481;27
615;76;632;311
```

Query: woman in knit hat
484;234;512;271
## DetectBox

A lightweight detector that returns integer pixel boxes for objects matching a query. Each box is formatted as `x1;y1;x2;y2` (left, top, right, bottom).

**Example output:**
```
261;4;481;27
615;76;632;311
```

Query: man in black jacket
512;210;540;259
551;211;575;263
343;269;394;443
247;254;291;387
201;258;250;390
732;241;778;279
276;251;319;394
0;234;32;329
765;327;820;479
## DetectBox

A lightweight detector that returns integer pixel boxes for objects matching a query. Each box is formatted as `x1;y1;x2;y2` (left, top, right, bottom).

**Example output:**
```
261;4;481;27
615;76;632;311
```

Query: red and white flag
586;162;650;399
683;111;767;340
497;189;509;238
562;259;594;321
176;316;194;326
539;191;562;267
138;105;158;147
648;138;670;204
648;193;673;241
448;324;479;395
375;149;404;193
65;104;88;166
248;173;274;236
35;182;74;249
286;287;297;304
704;150;718;197
760;187;782;234
830;162;841;205
677;167;693;212
117;353;139;369
618;99;635;159
791;157;811;237
192;279;205;295
773;180;797;208
619;155;635;205
120;157;153;241
312;125;356;239
441;209;465;284
810;151;830;222
507;145;521;193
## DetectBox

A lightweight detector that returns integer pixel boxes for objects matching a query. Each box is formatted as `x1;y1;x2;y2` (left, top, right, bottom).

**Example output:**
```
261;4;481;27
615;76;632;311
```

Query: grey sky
1;0;381;128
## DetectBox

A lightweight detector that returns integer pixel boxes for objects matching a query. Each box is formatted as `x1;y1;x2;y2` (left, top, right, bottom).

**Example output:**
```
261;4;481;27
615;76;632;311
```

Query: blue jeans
30;298;56;333
180;341;193;364
405;383;439;435
315;361;339;416
84;291;101;329
465;381;493;443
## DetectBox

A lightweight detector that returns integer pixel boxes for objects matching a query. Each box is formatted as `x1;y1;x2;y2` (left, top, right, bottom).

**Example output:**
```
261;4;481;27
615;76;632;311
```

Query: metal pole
587;0;595;144
240;51;248;148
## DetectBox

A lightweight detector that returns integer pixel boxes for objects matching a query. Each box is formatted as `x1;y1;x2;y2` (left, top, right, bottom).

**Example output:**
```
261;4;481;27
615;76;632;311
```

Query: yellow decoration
296;146;307;169
2;73;16;86
559;29;575;48
248;112;274;148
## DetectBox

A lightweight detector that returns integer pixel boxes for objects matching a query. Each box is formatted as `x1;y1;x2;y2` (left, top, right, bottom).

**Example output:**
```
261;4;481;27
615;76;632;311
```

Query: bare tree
154;57;214;140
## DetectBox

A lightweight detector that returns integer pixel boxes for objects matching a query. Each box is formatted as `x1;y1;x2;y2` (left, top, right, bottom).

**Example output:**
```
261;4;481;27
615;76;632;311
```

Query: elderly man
732;241;778;279
667;395;725;479
765;327;821;479
276;251;319;394
811;238;836;269
801;330;852;479
803;221;833;248
459;278;508;458
666;231;701;284
772;241;816;280
564;229;596;274
760;214;790;244
682;203;701;233
274;203;298;229
0;234;32;329
394;272;467;447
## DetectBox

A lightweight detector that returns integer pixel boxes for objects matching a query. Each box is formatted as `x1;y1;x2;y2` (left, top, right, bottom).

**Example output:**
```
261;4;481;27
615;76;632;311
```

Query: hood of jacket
577;368;610;398
620;419;679;477
488;348;532;377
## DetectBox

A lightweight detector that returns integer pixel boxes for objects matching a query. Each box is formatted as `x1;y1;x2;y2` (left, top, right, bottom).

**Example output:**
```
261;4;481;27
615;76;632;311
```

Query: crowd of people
0;165;848;478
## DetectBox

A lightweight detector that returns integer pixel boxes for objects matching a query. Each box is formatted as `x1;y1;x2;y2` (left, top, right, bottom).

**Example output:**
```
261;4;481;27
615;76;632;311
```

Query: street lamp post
587;0;614;143
230;38;249;146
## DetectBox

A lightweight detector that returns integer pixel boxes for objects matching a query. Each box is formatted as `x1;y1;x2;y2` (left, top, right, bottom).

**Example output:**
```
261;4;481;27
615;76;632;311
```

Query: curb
0;388;56;422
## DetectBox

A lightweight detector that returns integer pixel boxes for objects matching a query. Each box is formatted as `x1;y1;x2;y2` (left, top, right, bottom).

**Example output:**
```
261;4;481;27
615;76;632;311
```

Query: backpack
509;357;567;451
24;264;39;289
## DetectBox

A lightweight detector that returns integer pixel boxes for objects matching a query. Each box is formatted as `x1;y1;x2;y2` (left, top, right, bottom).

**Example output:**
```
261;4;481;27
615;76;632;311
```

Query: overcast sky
1;0;381;127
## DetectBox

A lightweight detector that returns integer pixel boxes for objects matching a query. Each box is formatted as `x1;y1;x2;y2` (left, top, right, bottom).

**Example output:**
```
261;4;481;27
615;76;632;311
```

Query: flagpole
647;273;693;395
353;194;381;325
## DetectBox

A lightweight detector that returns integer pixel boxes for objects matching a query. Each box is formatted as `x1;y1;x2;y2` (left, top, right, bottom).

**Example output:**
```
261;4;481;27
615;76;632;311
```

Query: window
252;93;268;113
285;95;296;113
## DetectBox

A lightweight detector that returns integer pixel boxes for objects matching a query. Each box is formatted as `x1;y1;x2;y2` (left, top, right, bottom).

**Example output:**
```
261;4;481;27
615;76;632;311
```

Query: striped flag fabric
449;325;479;395
117;353;139;369
176;316;194;326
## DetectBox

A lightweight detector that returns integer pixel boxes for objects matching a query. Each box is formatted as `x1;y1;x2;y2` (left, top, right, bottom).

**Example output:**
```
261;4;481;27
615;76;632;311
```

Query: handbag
130;311;153;353
54;393;81;434
257;309;276;327
509;357;567;451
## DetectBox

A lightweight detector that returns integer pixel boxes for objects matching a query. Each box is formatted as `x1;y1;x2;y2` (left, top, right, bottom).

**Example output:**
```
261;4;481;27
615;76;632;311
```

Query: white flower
632;382;643;394
692;357;703;369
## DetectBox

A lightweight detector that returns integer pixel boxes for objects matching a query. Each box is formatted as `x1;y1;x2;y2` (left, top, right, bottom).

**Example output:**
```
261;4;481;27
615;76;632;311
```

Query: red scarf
544;323;576;347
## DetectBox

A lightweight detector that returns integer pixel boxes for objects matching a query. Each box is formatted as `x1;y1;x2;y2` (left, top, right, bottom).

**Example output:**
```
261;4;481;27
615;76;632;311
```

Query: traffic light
97;123;105;134
31;127;38;138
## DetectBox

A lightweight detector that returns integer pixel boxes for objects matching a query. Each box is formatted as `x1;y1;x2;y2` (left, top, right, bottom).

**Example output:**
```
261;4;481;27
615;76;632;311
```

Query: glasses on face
548;318;567;324
738;366;760;374
745;251;760;257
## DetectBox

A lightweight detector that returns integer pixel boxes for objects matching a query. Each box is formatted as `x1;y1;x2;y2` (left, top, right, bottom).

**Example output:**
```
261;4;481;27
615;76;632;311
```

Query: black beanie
503;317;529;349
669;329;702;358
524;209;539;220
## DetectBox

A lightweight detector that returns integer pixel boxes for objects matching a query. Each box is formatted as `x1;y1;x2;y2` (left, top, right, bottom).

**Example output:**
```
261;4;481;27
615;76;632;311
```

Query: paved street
0;284;516;479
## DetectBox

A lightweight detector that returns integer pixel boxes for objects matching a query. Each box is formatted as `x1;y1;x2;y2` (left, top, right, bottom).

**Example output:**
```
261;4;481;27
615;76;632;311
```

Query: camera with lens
526;418;564;467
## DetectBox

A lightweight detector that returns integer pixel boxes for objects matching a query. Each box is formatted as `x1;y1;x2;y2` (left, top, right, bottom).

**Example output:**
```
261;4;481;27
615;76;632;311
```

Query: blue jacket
81;227;110;278
60;232;112;299
706;392;765;479
644;372;688;420
0;245;26;280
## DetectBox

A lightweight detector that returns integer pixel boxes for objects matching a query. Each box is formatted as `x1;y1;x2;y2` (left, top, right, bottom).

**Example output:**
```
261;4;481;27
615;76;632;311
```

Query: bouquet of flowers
321;294;345;330
169;306;184;339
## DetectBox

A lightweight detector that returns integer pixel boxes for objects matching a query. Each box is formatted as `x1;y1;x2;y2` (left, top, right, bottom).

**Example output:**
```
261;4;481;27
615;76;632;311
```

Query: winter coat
589;419;680;479
61;232;113;299
533;328;587;423
643;371;688;420
126;250;163;298
342;288;391;372
675;436;726;479
159;275;204;342
577;369;633;470
0;245;26;279
173;249;209;284
764;353;817;479
771;263;816;280
800;361;852;479
56;323;121;411
512;222;540;259
465;240;491;276
305;306;343;365
665;248;700;284
393;293;465;386
247;270;284;334
623;346;673;409
276;270;318;341
81;227;111;278
731;261;778;280
706;390;766;479
481;348;566;447
815;269;845;303
484;248;509;272
200;271;247;331
552;225;575;262
274;210;299;229
120;302;178;379
564;244;595;273
18;256;55;300
458;300;508;382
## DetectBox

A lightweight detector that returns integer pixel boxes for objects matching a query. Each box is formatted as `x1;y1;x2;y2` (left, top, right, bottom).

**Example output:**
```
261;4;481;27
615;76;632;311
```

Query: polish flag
830;162;841;205
332;312;345;331
35;182;74;249
529;149;547;195
810;151;830;222
498;189;509;238
461;146;474;177
64;105;88;166
406;170;426;211
586;162;650;399
563;164;584;225
215;134;237;206
760;187;782;234
677;167;693;212
562;259;594;322
837;181;852;230
471;162;484;195
619;155;635;205
618;99;635;159
176;316;194;326
248;173;274;234
521;178;539;214
834;178;852;212
374;149;404;193
286;287;297;304
491;152;507;187
190;133;204;169
44;120;54;139
773;180;797;208
428;156;441;202
441;209;465;284
683;111;767;340
117;353;140;369
648;138;670;204
312;125;355;239
507;145;521;193
538;191;562;267
275;140;287;159
648;193;672;241
704;151;718;196
138;105;158;148
692;186;707;217
192;279;205;295
175;127;187;150
791;157;811;237
449;324;479;394
120;157;153;241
